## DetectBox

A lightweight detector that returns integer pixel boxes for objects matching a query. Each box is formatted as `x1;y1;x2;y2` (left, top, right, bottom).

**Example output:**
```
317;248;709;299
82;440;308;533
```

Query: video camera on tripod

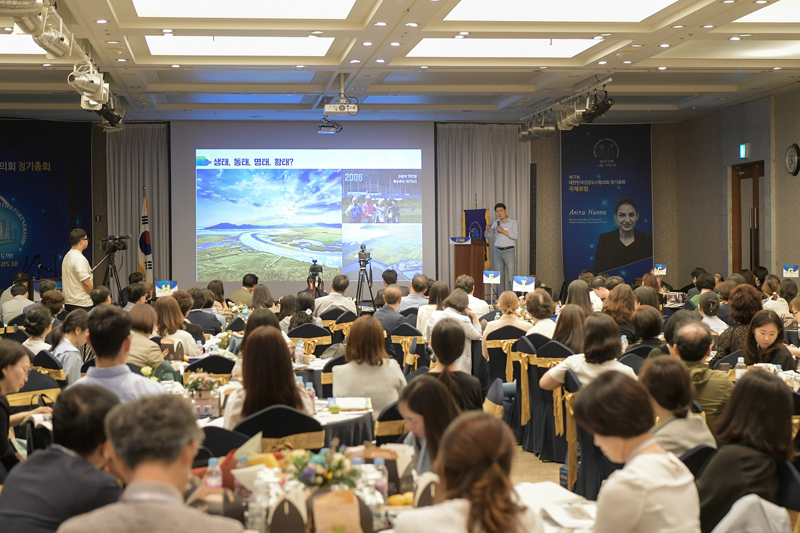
358;244;371;264
354;244;374;315
99;234;132;254
309;258;323;276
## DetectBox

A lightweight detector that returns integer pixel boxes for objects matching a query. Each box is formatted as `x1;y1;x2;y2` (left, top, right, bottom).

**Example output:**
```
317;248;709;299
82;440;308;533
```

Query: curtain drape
435;123;531;297
106;123;171;285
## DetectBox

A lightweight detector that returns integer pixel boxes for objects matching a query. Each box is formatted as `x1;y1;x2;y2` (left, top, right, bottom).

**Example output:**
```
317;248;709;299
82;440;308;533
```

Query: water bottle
234;456;250;501
243;307;250;322
305;382;317;404
620;335;628;354
495;311;501;321
776;364;783;373
246;478;267;533
204;457;223;488
296;375;304;386
735;357;747;382
195;339;205;357
294;340;305;364
373;457;389;504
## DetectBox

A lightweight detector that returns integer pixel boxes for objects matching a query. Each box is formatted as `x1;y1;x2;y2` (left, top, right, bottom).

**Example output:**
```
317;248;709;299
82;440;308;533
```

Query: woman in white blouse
425;289;481;375
762;274;790;317
416;281;449;337
573;371;701;533
525;289;556;338
155;296;198;358
21;306;52;355
698;292;728;334
482;291;532;360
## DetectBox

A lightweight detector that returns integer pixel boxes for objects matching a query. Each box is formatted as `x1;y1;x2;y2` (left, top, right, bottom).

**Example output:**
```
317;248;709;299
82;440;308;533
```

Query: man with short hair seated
455;274;490;317
69;306;165;402
57;395;244;533
2;283;35;324
119;272;144;308
227;273;258;307
186;287;221;335
374;285;409;361
122;283;146;312
397;274;428;313
0;385;123;533
89;286;112;314
313;274;357;316
373;269;409;310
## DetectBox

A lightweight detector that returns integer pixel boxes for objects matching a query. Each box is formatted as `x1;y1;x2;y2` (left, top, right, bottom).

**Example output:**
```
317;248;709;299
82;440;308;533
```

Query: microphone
38;264;54;273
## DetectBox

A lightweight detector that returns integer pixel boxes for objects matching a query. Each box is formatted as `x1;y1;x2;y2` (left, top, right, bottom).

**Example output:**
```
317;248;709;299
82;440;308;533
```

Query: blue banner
0;120;93;286
561;125;653;283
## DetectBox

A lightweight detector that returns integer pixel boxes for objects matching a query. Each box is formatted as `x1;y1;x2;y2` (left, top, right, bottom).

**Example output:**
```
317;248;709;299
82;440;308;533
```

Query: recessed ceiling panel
132;0;357;20
0;34;46;55
444;0;678;23
656;40;800;59
363;95;496;104
382;71;535;84
735;0;800;23
145;36;334;57
158;69;317;84
407;39;599;58
166;94;305;104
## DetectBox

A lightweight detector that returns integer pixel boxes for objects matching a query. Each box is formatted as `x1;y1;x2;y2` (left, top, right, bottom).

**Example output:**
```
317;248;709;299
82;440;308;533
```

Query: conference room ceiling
2;0;800;124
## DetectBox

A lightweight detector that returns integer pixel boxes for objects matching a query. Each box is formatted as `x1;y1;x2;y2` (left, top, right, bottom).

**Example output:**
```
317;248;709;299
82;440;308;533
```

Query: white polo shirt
62;248;93;307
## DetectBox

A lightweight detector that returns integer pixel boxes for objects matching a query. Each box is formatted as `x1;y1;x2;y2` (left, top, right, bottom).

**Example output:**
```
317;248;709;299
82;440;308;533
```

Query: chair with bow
399;308;418;328
319;308;345;336
527;332;551;351
288;323;333;358
184;355;234;385
227;316;245;333
483;378;504;420
679;444;716;477
233;405;325;453
32;350;66;388
329;310;357;345
389;323;427;373
375;401;406;445
201;426;251;458
321;355;347;399
8;369;60;415
485;326;528;386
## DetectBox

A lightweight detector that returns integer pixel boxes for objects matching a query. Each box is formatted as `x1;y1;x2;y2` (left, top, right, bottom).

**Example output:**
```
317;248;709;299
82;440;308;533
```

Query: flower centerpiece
216;331;232;350
185;372;220;418
514;297;535;324
229;303;248;316
185;372;219;394
285;448;359;489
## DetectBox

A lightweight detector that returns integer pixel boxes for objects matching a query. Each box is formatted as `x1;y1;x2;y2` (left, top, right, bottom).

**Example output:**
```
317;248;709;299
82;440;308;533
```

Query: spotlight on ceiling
318;115;342;134
69;60;109;110
95;95;124;132
0;0;42;17
33;27;70;57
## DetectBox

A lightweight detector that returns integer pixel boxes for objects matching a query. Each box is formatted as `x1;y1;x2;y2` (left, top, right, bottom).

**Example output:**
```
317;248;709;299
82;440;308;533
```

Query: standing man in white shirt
486;203;519;293
62;229;94;312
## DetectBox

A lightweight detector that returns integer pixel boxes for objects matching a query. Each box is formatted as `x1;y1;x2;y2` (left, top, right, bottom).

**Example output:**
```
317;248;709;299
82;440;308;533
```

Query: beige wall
530;133;562;292
773;91;800;272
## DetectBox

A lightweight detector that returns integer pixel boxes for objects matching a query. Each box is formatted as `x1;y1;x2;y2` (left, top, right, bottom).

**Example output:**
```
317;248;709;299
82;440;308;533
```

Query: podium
453;239;488;298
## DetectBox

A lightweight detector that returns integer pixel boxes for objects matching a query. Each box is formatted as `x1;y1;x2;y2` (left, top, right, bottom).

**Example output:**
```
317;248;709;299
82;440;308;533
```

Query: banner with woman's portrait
561;125;653;284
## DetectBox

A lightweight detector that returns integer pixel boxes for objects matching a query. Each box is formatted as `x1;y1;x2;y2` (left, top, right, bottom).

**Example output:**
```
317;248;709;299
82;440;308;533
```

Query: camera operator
62;229;93;312
297;275;327;299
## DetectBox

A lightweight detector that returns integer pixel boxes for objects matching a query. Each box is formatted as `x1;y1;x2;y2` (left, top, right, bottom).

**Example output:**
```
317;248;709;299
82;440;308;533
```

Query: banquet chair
480;311;497;323
483;378;504;420
375;401;406;446
7;314;26;328
679;445;716;477
321;355;347;399
226;316;245;333
516;336;542;453
6;325;28;344
331;310;357;345
399;307;418;324
564;370;622;500
777;460;800;512
527;332;551;351
682;300;697;311
711;350;744;370
288;323;332;358
619;353;644;375
202;427;250;457
184;355;235;383
538;340;574;359
80;358;95;375
127;363;143;375
32;350;66;388
406;366;430;383
319;308;345;334
389;323;427;373
485;326;528;385
623;345;653;358
8;370;60;416
233;405;324;453
471;339;489;397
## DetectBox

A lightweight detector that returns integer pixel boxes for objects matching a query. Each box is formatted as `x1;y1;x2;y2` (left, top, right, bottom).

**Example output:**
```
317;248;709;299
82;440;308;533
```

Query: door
731;161;764;273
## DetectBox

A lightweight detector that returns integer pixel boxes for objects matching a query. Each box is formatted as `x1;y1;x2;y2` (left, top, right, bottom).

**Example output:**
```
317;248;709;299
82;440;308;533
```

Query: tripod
94;251;124;305
354;259;375;315
308;272;324;299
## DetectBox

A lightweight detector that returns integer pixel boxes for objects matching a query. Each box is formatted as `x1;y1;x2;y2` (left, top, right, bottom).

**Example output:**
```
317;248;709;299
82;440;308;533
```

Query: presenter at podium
486;203;518;292
592;197;652;274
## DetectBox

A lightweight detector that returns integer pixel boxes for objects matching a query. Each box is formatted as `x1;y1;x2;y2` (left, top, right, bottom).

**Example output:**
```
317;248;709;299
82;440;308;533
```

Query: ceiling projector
323;103;359;115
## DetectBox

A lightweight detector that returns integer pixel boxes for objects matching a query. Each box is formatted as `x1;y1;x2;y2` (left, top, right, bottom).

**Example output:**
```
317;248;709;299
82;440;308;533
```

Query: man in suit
397;274;428;313
57;395;243;533
0;385;123;531
373;269;409;310
373;285;409;362
0;271;29;306
228;273;257;307
313;274;357;316
2;284;35;324
171;290;205;343
186;288;221;335
118;272;144;308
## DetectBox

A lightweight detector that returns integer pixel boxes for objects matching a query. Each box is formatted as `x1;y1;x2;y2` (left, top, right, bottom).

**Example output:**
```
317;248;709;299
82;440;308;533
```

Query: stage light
0;0;42;17
33;27;69;57
95;95;124;132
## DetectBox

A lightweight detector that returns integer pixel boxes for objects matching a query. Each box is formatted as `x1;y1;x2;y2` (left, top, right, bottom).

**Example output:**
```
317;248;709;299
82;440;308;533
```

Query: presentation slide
196;149;423;283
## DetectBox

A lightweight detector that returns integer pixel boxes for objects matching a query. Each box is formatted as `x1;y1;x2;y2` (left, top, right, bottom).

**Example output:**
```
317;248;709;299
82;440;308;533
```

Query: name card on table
155;280;178;297
784;265;799;278
654;264;667;276
483;271;501;284
512;276;537;293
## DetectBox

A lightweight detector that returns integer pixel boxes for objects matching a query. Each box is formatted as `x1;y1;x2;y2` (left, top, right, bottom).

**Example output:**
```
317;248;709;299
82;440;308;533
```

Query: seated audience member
753;265;769;292
429;318;483;411
482;291;532;359
228;273;257;307
648;309;700;358
41;290;66;324
762;274;790;317
118;272;144;308
673;322;733;432
251;284;279;313
590;275;610;312
716;279;738;327
698;291;728;334
742;310;796;371
628;306;668;354
70;306;165;402
155;296;199;357
201;289;225;328
525;289;556;338
710;284;762;365
398;375;460;476
690;273;716;308
685;267;708;299
90;286;112;312
2;283;35;324
51;309;90;384
552;304;585;354
277;294;297;333
314;274;357;316
169;290;205;344
565;279;594;317
455;274;490;316
602;284;638;343
143;282;154;305
425;289;482;374
185;287;221;335
0;272;29;306
297;275;327;299
606;276;625;290
394;411;544;533
540;313;636;390
780;278;798;309
206;279;228;312
373;269;410;310
23;279;57;315
127;304;165;369
22;305;53;354
651;268;674;294
122;283;146;312
285;292;324;333
57;395;244;533
231;309;292;380
640;356;716;456
373;285;409;361
573;372;700;533
397;274;428;313
332;316;406;414
416;281;448;336
739;269;758;289
0;385;122;532
633;285;660;311
696;370;793;533
0;341;51;476
223;326;313;430
641;272;662;297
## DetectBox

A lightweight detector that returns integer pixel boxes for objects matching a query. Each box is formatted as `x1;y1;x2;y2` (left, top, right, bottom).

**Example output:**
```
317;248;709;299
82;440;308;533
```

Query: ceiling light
363;42;372;46
106;40;120;44
658;66;667;70
660;43;670;47
420;65;428;68
42;63;50;66
96;19;108;24
409;38;600;58
623;60;632;64
390;42;400;46
455;35;465;38
4;28;11;32
539;66;547;68
295;64;305;68
598;60;607;64
146;35;333;57
672;25;685;28
631;44;643;47
171;64;180;68
594;36;604;40
446;0;678;23
459;31;469;35
722;0;735;3
601;33;612;36
755;0;767;3
374;22;387;26
162;29;172;33
311;30;324;34
375;59;385;63
739;33;752;36
703;25;715;28
350;59;360;63
117;58;126;62
730;36;740;40
405;22;418;27
774;66;782;69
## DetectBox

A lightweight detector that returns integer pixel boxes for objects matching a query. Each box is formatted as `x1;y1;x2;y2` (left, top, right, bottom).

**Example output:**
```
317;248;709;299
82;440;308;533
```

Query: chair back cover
202;426;250;457
619;353;644;375
7;314;26;327
288;323;333;357
375;401;405;445
679;444;716;478
321;355;347;398
485;326;527;384
233;405;324;452
527;332;551;350
483;378;504;420
538;340;574;359
185;354;235;374
389;323;427;371
777;460;800;512
624;344;653;358
226;316;245;332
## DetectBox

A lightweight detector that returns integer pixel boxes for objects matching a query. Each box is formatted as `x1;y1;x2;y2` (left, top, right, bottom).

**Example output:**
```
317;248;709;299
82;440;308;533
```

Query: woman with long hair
251;284;278;312
280;292;323;333
697;370;794;532
573;371;700;533
552;304;585;354
397;375;460;475
416;280;449;335
206;279;228;311
761;274;790;317
742;309;796;370
425;289;482;374
710;284;763;364
633;285;660;311
155;296;197;358
482;291;531;359
739;269;758;288
541;313;636;390
277;294;297;324
22;306;52;354
51;309;89;384
223;326;313;429
332;315;406;413
780;278;798;307
602;284;638;343
394;411;543;533
429;318;483;411
565;279;593;317
641;272;661;296
230;308;291;382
